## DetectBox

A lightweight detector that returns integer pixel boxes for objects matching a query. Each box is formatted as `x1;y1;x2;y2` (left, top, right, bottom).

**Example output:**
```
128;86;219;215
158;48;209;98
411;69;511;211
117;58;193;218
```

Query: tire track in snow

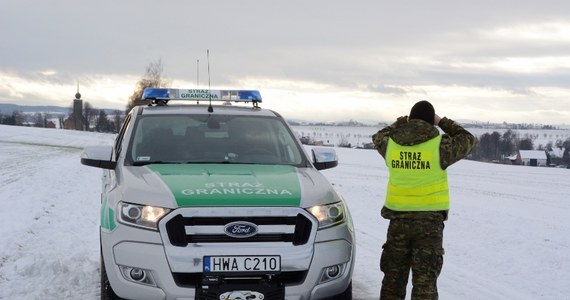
0;142;101;299
0;141;76;189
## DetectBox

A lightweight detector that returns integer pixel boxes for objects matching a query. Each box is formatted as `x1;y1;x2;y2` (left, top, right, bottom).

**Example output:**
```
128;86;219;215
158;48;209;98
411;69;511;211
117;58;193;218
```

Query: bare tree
545;141;554;152
563;138;570;166
519;138;534;150
126;58;171;113
6;111;25;126
112;110;123;133
32;112;45;128
95;109;112;132
83;101;98;131
500;129;517;157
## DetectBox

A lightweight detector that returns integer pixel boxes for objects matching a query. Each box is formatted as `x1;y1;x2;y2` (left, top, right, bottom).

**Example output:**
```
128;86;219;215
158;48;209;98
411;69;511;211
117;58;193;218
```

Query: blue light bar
142;88;262;102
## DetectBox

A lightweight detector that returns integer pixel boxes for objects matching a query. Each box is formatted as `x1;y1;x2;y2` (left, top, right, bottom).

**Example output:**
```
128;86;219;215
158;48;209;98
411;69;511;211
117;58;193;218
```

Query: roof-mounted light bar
142;88;262;103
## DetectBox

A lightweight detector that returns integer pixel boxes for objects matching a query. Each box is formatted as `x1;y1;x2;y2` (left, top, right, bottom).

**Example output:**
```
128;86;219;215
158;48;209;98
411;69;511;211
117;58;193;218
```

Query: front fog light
130;268;145;281
119;265;156;286
319;263;345;283
119;202;170;230
326;265;340;277
307;202;346;229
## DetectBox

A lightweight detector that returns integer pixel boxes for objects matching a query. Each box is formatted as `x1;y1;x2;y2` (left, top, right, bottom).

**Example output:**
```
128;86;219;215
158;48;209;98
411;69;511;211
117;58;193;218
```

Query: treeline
82;103;124;133
465;122;560;130
0;110;63;128
471;129;570;165
0;105;124;133
0;110;28;126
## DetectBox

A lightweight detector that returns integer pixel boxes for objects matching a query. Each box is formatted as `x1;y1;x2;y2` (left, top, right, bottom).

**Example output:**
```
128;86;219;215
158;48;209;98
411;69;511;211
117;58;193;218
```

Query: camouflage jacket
372;116;476;220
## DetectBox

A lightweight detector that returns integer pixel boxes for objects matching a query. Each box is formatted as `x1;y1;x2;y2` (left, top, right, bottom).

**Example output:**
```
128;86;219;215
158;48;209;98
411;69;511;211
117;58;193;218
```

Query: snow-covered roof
519;150;547;160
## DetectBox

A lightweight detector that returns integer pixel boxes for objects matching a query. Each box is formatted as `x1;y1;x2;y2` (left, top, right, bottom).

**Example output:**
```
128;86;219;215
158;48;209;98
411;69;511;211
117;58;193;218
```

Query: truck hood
121;164;339;208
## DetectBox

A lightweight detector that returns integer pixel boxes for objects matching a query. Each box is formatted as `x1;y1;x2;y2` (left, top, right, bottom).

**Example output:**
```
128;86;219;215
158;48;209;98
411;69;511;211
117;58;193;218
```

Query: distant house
512;150;548;166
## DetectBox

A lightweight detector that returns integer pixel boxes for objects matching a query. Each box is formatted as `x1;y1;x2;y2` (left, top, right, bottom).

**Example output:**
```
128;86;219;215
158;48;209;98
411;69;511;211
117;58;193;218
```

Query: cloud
366;84;408;95
2;0;570;124
483;22;570;44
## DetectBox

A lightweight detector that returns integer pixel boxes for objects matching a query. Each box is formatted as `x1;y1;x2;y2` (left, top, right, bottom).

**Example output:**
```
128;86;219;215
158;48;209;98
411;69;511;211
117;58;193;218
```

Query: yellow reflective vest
385;135;450;211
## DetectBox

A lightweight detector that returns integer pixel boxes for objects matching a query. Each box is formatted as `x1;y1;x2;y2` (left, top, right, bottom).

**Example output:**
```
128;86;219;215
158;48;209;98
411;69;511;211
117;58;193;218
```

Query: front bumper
101;207;355;300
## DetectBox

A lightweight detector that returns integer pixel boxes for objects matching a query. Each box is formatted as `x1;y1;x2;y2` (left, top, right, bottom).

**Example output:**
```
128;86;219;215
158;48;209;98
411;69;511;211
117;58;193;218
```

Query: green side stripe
100;197;116;231
147;164;301;207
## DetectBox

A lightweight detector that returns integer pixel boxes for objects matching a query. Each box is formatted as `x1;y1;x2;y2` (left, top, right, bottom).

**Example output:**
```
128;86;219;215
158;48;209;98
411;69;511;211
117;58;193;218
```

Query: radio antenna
197;59;200;87
207;49;213;113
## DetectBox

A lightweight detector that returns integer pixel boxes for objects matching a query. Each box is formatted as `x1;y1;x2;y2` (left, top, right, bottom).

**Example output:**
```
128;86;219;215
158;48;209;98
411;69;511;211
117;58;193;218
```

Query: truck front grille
165;213;313;247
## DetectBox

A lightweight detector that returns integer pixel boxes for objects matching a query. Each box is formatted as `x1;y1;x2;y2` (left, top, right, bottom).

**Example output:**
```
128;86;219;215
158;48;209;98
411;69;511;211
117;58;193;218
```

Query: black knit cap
409;100;435;125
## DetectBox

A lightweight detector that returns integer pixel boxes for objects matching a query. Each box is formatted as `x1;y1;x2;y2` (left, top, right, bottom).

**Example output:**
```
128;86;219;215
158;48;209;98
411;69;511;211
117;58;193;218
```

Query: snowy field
1;124;569;300
292;125;570;150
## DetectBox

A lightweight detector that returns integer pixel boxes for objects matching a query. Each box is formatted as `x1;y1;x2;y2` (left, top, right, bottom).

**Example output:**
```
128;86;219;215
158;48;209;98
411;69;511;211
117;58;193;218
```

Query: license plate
203;255;281;273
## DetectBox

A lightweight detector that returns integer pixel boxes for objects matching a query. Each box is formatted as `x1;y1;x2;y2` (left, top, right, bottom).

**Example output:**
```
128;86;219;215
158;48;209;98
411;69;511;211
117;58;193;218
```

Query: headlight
307;202;346;229
118;202;171;230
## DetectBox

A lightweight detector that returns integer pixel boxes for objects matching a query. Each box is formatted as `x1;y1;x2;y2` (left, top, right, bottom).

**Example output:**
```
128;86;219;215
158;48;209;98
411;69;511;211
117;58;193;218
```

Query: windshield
127;114;304;166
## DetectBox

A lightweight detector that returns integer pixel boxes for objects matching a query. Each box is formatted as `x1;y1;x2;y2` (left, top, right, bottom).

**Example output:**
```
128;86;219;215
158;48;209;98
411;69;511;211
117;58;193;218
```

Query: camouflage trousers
380;218;444;300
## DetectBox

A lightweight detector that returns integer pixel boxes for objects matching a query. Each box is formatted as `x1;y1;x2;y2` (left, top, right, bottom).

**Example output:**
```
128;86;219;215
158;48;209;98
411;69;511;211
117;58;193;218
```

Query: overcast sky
2;0;570;124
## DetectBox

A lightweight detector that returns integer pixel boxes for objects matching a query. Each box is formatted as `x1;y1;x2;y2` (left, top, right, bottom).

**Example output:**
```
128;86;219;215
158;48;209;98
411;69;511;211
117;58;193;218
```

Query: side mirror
80;146;116;170
312;148;338;170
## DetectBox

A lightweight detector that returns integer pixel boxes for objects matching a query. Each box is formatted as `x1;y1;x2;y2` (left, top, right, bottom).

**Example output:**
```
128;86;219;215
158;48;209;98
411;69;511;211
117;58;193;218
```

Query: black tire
101;254;123;300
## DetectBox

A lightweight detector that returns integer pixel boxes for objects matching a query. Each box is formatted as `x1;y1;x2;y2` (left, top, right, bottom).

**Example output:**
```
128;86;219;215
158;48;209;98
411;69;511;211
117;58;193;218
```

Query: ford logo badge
224;221;258;238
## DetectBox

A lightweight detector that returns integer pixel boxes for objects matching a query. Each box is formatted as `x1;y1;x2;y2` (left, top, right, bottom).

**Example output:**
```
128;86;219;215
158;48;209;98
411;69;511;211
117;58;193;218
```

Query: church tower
64;81;87;130
73;82;83;130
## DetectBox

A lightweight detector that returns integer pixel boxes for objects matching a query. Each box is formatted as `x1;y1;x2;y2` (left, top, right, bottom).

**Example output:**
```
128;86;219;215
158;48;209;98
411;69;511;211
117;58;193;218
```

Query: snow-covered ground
1;124;569;300
292;125;570;151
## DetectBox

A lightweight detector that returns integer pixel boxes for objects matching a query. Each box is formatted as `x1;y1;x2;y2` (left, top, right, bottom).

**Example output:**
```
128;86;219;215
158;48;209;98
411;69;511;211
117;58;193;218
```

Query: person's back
372;100;476;299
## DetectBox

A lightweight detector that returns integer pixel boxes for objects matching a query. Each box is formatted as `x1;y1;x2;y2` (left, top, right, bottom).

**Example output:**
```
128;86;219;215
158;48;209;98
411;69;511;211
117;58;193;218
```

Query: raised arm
437;116;476;169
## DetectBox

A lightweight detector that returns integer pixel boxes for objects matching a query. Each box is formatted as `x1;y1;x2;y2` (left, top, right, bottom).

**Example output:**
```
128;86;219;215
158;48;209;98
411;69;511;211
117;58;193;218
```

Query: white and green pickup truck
81;88;355;300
